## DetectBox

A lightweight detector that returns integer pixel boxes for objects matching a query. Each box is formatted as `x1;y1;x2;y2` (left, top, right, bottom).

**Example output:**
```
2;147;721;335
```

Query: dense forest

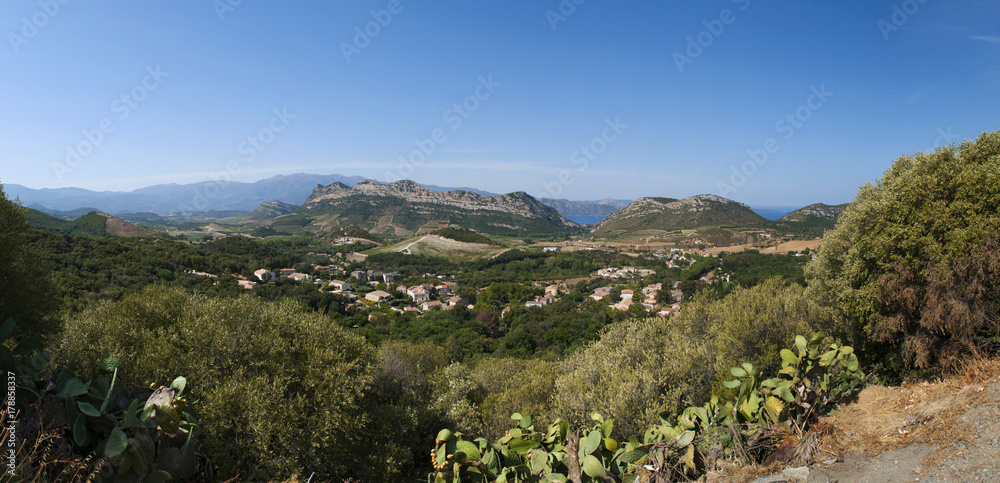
2;130;999;481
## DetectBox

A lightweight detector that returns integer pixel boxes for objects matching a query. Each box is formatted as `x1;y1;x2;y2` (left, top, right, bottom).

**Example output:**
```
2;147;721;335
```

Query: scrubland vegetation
1;129;998;481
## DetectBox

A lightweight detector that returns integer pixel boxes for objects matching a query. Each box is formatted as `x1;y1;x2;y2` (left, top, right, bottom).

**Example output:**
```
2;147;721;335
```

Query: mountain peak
300;179;580;235
593;194;765;234
779;202;850;222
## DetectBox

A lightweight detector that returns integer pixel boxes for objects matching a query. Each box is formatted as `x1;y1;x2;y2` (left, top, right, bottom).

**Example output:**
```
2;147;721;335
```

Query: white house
366;290;392;303
408;286;430;303
331;280;354;291
254;269;275;282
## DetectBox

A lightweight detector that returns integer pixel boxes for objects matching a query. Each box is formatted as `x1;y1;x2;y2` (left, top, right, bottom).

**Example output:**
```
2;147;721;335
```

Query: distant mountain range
6;173;367;214
4;174;624;218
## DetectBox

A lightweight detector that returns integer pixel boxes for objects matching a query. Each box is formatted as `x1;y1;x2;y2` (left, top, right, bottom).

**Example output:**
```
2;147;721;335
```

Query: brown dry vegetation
711;357;1000;482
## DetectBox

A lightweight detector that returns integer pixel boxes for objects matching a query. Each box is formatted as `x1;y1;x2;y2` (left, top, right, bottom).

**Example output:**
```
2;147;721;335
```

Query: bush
429;358;560;441
367;341;451;477
553;317;714;438
0;182;57;338
807;129;1000;371
57;286;380;481
670;278;819;393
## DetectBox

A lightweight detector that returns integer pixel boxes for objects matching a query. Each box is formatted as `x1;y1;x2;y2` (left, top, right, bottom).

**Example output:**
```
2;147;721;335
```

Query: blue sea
566;215;604;225
749;206;800;221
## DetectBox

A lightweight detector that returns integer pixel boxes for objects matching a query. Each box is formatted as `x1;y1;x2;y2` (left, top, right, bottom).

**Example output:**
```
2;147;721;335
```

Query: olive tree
806;129;1000;370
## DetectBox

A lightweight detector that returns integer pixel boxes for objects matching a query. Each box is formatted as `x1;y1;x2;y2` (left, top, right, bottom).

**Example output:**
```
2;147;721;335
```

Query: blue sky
1;0;998;205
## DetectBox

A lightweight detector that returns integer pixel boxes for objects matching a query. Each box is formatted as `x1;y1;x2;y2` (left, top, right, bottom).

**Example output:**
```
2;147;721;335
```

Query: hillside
778;202;849;223
301;179;581;236
431;227;498;246
26;209;155;238
592;194;768;235
248;200;299;220
325;224;384;244
364;234;508;259
771;202;850;237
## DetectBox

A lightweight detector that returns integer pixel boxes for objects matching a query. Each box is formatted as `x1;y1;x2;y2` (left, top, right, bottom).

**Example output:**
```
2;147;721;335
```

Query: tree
806;130;1000;371
0;182;56;338
477;309;501;337
58;287;385;481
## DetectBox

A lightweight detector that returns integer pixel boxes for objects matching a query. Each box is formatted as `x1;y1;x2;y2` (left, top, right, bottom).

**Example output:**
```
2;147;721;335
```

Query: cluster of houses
655;248;708;269
593;267;656;279
590;281;682;317
371;282;471;313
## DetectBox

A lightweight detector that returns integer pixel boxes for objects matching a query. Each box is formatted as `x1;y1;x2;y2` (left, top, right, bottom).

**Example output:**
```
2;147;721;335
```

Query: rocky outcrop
304;180;579;228
779;203;849;222
248;200;299;220
593;194;767;233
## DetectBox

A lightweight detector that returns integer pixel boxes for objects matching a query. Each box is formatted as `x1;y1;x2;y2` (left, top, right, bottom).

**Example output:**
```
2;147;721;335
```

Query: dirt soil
747;358;1000;483
703;239;822;255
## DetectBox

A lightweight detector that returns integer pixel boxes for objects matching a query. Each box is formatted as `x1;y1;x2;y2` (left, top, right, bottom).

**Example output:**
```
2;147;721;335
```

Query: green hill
592;194;768;236
26;209;155;238
326;224;384;244
431;227;498;245
300;180;582;237
773;203;850;237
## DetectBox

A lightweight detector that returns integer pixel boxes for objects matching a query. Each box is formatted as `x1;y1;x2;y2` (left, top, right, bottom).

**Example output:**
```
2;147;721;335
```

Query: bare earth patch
703;239;822;256
740;358;1000;483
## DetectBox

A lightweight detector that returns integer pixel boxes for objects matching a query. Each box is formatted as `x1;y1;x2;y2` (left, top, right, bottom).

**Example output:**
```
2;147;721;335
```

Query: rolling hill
772;202;850;237
248;200;298;220
26;209;156;238
364;234;508;260
591;194;768;235
300;179;582;236
778;202;850;223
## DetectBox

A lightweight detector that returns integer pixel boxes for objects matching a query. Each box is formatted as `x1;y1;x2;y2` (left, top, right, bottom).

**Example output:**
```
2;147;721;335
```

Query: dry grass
818;355;1000;469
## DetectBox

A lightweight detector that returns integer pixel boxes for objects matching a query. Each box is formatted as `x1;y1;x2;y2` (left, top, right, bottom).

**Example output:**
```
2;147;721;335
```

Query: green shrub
367;341;451;477
553;317;714;438
57;286;379;481
807;129;1000;370
670;278;820;394
429;357;561;441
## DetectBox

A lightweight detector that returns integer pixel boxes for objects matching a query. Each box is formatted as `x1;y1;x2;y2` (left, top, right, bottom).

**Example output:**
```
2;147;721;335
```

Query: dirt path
398;236;429;253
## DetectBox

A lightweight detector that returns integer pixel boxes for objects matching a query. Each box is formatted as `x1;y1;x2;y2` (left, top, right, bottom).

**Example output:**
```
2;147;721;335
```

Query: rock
782;466;809;479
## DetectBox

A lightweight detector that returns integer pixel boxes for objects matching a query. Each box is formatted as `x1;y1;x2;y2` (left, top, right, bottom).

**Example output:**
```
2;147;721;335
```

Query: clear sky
1;1;997;205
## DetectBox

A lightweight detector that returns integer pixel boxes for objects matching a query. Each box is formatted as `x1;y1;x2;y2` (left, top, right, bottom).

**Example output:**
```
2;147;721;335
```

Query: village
181;245;722;321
